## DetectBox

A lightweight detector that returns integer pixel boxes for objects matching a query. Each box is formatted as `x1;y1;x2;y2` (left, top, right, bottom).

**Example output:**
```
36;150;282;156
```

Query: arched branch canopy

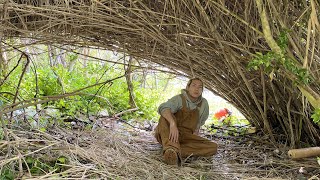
1;0;320;146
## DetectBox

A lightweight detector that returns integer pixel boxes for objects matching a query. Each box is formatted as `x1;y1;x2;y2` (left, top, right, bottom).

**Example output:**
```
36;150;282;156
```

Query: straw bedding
1;123;319;179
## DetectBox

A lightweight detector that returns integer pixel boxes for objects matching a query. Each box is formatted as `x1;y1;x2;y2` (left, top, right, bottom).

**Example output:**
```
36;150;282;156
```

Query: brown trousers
154;95;217;158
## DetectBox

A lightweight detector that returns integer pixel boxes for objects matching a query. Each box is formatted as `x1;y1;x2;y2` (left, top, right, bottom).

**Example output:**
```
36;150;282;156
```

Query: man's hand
169;122;179;143
160;108;179;143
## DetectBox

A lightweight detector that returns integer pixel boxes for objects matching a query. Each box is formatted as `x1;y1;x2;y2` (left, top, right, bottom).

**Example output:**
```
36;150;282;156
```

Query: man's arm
161;108;179;143
199;99;209;126
196;99;209;135
161;108;176;125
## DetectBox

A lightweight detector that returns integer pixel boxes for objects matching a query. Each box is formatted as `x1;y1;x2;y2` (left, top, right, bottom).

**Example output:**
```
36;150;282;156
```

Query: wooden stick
288;147;320;159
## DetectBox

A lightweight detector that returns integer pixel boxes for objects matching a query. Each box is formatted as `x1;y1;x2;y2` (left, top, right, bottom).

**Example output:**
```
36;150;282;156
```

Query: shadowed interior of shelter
1;0;320;148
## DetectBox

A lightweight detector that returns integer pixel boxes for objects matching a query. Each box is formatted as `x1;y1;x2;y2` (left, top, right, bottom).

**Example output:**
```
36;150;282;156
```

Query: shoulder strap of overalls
180;94;187;109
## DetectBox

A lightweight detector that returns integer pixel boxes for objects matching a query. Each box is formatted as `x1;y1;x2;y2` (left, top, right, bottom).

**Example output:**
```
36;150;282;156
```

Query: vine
248;30;312;85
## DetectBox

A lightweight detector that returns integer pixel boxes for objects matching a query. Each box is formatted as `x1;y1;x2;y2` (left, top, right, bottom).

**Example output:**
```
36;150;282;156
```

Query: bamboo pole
288;147;320;159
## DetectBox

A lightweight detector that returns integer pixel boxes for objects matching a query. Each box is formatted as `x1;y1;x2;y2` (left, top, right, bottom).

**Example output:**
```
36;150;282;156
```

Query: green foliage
25;156;68;175
210;115;249;127
104;79;130;113
102;79;164;121
0;48;177;128
311;108;320;125
247;30;312;85
131;87;162;120
247;51;278;72
38;68;64;96
248;30;320;124
0;166;14;180
222;115;238;126
0;128;4;140
206;115;250;136
277;30;289;50
67;53;78;62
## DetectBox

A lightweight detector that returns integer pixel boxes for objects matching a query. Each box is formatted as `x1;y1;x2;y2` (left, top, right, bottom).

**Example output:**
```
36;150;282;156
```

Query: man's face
187;79;203;99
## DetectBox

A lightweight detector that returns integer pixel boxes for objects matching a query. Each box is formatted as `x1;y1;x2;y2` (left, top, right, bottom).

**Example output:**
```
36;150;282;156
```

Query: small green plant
0;128;4;140
25;156;68;175
0;166;14;180
206;115;250;136
311;108;320;125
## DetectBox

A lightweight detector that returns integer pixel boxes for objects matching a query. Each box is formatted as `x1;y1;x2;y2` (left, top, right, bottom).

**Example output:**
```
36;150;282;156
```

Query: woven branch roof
1;0;320;146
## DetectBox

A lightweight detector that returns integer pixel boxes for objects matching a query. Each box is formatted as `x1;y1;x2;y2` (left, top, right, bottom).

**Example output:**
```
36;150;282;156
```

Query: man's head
186;77;204;99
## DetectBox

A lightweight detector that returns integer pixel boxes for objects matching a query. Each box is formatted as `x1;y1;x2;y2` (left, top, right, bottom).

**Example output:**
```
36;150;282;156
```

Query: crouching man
154;77;218;165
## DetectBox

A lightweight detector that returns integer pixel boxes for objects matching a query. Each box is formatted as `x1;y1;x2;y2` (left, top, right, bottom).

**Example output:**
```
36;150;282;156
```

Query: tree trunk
125;56;137;108
47;45;65;94
162;76;171;92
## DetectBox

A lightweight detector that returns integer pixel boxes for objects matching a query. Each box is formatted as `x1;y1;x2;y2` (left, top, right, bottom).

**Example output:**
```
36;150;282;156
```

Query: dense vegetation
0;44;178;131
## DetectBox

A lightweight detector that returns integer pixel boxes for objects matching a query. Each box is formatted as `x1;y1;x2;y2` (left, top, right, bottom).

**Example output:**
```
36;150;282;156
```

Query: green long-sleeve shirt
158;89;209;129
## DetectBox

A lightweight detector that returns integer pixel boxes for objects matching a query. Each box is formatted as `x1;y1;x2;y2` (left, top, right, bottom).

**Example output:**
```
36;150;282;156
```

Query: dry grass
1;124;319;179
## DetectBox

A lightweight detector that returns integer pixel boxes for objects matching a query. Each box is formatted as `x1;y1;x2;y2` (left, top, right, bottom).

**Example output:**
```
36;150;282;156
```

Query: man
154;77;218;165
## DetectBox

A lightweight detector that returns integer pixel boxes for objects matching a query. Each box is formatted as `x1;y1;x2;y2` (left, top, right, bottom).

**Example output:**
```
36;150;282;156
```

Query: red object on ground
214;108;229;119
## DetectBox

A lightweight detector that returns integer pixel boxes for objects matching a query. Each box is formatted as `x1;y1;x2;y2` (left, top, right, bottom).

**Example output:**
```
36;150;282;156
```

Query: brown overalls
154;95;217;158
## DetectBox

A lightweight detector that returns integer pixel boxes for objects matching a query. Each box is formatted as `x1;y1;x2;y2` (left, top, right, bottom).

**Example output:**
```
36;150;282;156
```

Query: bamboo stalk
288;147;320;159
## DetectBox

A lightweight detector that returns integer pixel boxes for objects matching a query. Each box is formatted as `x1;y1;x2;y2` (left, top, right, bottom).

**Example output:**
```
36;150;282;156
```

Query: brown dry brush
0;0;320;147
0;127;319;179
0;127;226;179
0;126;319;179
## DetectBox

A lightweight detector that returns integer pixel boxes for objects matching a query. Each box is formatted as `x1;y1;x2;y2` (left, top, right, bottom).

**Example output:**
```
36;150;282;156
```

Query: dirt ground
136;127;320;180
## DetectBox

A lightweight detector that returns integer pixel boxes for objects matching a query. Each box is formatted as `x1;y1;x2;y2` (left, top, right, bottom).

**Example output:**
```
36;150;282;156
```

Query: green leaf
56;156;67;164
26;156;34;165
311;108;320;124
0;167;15;180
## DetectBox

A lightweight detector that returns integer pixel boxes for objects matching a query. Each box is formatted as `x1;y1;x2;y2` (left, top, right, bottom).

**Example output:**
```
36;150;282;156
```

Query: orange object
214;108;229;119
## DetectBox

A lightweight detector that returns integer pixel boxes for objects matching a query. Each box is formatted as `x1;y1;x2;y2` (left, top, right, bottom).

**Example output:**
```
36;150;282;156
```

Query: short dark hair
186;77;204;89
